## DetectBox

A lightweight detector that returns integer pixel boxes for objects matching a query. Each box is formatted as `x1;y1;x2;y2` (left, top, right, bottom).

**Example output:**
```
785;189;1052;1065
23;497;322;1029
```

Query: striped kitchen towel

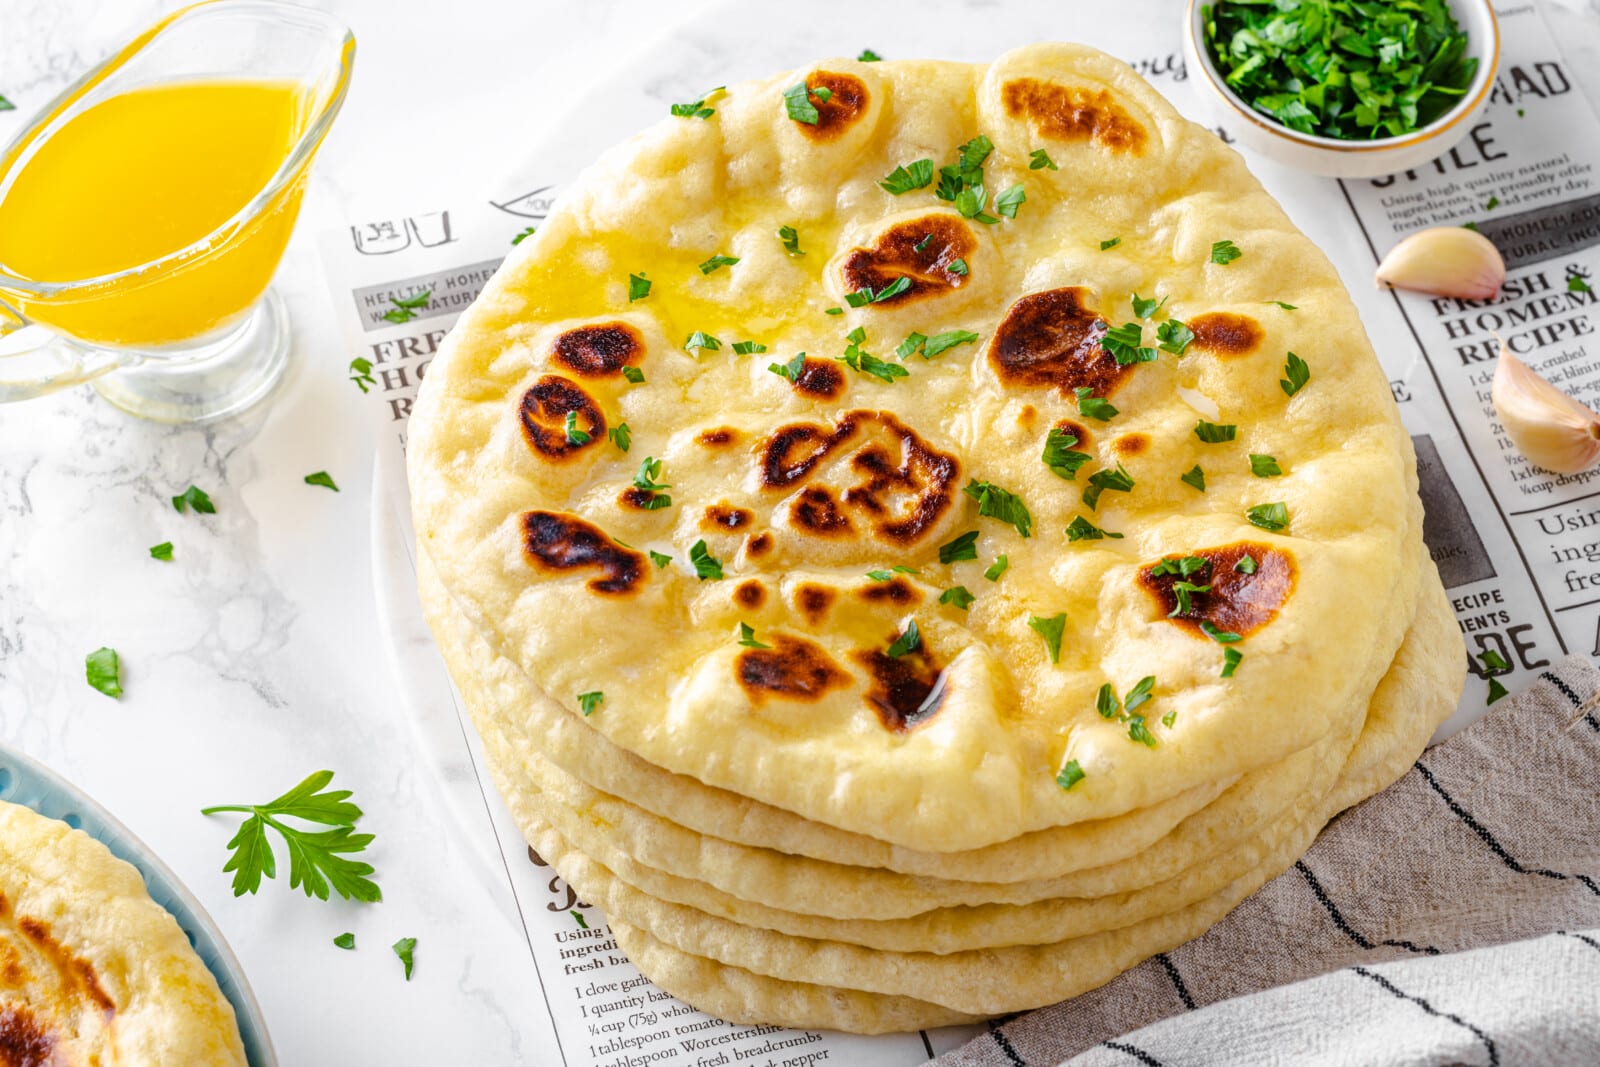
933;656;1600;1067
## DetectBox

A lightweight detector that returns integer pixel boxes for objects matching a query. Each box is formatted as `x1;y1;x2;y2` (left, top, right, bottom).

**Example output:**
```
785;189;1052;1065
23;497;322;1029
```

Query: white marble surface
3;1;1600;1065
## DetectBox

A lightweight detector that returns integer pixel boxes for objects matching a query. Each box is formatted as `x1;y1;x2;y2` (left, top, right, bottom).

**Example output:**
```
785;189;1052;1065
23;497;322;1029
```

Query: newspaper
321;3;1600;1062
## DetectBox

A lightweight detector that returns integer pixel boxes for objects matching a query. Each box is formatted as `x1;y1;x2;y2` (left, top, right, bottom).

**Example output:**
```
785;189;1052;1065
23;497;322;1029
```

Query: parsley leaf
669;86;723;119
172;485;215;514
0;94;12;112
649;550;673;569
1131;293;1166;319
689;540;724;580
698;253;739;275
1127;714;1157;747
577;691;604;716
1266;301;1298;310
1568;271;1594;295
778;225;805;256
886;620;921;659
783;82;821;124
334;932;355;950
948;258;969;276
1200;621;1242;643
1156;319;1194;355
868;565;920;581
1168;580;1211;617
512;226;536;245
954;184;998;224
200;770;381;902
1056;759;1085;790
622;366;646;384
1487;677;1509;705
1042;428;1093;481
1029;149;1058;171
348;357;375;393
1124;675;1155;713
1096;684;1120;718
305;471;339;491
150;541;174;561
984;555;1009;581
608;423;631;452
940;530;980;564
1181;464;1206;492
1100;237;1121;250
684;330;721;353
633;457;671;492
85;647;122;699
769;353;808;383
1075;387;1118;422
1281;352;1310;396
1194;420;1237;444
858;48;882;61
1029;613;1066;663
732;340;767;355
564;411;591;446
1150;556;1210;579
940;586;975;610
1478;649;1510;672
1210;239;1242;265
392;937;417;980
1066;515;1122;541
924;330;980;358
1247;502;1290;532
839;348;909;383
880;159;935;195
1082;463;1135;511
963;478;1033;538
627;272;651;302
1222;647;1243;677
1249;453;1282;477
995;183;1026;219
845;276;913;307
738;623;770;649
897;332;927;359
1235;554;1258;574
1100;321;1157;366
381;289;431;324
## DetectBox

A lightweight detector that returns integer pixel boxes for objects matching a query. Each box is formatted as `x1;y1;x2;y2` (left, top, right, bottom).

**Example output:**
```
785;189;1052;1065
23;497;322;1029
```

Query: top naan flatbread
409;42;1426;852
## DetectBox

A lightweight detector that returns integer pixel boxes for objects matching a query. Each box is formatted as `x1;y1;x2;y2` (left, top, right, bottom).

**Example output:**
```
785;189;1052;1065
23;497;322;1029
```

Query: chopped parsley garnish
512;226;536;245
845;276;912;306
1096;677;1158;745
1169;580;1211;617
150;541;174;561
348;357;375;393
896;333;926;359
633;457;670;492
813;87;834;102
1096;684;1120;719
782;81;826;124
1194;420;1237;444
334;932;356;950
172;484;216;514
898;329;979;360
200;770;380;902
382;290;431;324
732;340;767;355
649;550;673;568
940;530;980;564
1043;428;1093;481
1487;678;1509;705
684;330;721;353
608;423;631;452
1267;301;1298;310
880;159;935;195
1162;710;1177;728
86;647;122;699
778;225;805;256
1485;195;1500;211
0;94;12;112
1222;647;1243;677
1066;515;1123;541
867;565;920;581
1200;621;1242;643
1281;352;1310;397
994;184;1026;219
1156;319;1194;355
1124;675;1155;713
940;586;976;610
1569;271;1594;295
949;258;969;276
858;48;882;61
1127;715;1157;747
1181;464;1207;492
769;353;807;383
622;366;646;384
954;184;999;224
669;87;723;119
305;471;339;491
393;938;417;980
963;479;1033;538
886;620;922;659
935;134;994;204
1249;453;1282;477
984;555;1009;581
825;306;844;315
913;234;933;253
1029;613;1067;663
1100;237;1121;250
1131;293;1166;319
737;623;770;649
689;540;723;580
1056;760;1085;790
577;691;604;716
1100;321;1157;366
1247;502;1290;532
1029;149;1058;171
698;253;739;275
1075;387;1118;422
564;411;591;446
628;272;651;301
1478;649;1510;672
1150;555;1210;578
1235;554;1258;574
1082;464;1135;511
839;348;908;383
1210;239;1242;265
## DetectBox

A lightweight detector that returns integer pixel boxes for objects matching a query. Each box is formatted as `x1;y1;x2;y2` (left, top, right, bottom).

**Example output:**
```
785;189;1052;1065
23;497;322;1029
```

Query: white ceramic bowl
1185;0;1500;178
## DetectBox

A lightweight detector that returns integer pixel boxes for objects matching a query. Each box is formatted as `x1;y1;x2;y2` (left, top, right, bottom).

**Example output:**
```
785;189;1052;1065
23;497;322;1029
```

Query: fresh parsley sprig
201;771;381;902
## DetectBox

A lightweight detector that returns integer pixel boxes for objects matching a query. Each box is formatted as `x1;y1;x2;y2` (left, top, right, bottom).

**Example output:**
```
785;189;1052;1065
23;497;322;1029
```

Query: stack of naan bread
410;43;1464;1031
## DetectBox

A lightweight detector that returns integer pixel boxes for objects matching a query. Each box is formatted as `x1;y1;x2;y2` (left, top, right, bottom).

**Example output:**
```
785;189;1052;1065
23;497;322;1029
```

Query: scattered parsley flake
1100;237;1121;251
150;542;174;561
86;647;122;699
963;478;1033;538
1043;428;1093;481
649;550;673;569
1247;502;1290;532
578;691;604;716
940;530;980;564
1150;556;1210;579
954;184;998;224
1100;321;1157;366
348;357;375;393
684;330;722;353
1235;554;1258;574
1210;239;1242;265
1124;676;1155;713
1028;613;1066;663
984;555;1009;581
825;306;844;316
1181;465;1207;492
1168;580;1212;617
1029;148;1058;171
689;540;724;580
392;937;417;980
1156;319;1195;355
732;340;767;355
1096;684;1120;719
1487;677;1509;705
1066;515;1123;541
1127;714;1157;747
608;423;631;453
924;330;980;358
858;48;882;61
1281;352;1310;396
698;253;739;275
880;159;935;195
0;94;12;112
737;623;770;649
1082;464;1135;511
334;932;356;950
940;586;975;610
913;234;933;253
622;366;646;384
1249;453;1282;477
1200;621;1243;644
845;276;913;307
305;471;339;492
1568;272;1594;295
1161;710;1177;728
382;289;431;324
948;258;969;276
839;348;909;383
564;411;591;446
1222;647;1244;677
1485;195;1500;211
1478;649;1510;672
172;485;215;514
886;620;922;659
778;225;805;256
896;332;927;359
1131;293;1166;319
995;183;1026;219
512;226;536;245
812;87;834;103
633;457;670;492
669;86;723;119
1267;301;1298;310
628;272;651;302
782;81;821;124
769;353;808;383
1056;759;1085;790
1075;387;1118;422
1194;420;1237;444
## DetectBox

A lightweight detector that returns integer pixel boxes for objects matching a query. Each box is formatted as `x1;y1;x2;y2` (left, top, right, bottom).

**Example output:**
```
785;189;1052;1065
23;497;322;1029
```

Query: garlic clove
1492;343;1600;474
1375;226;1506;300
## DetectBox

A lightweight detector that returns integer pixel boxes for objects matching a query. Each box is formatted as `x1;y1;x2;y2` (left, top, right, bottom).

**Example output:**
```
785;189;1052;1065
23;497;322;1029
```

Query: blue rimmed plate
0;743;277;1066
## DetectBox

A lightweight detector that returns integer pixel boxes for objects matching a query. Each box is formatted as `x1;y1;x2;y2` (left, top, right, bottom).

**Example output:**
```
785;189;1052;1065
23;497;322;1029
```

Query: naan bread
410;42;1427;852
0;800;247;1065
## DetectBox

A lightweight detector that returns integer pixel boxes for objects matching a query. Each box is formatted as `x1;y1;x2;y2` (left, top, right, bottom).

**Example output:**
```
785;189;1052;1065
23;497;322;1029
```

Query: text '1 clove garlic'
1492;343;1600;474
1375;226;1506;300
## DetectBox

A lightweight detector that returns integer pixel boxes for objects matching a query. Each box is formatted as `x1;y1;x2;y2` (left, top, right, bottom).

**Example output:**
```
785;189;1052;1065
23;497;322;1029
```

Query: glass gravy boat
0;1;355;422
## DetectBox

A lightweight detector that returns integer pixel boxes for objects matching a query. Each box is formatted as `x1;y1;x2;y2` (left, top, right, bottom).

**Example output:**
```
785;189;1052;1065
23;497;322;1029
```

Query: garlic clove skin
1375;226;1506;300
1492;345;1600;474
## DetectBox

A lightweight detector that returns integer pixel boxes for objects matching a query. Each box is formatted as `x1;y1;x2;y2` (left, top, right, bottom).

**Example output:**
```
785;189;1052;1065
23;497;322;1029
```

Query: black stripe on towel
1153;953;1196;1009
1296;861;1440;955
1351;965;1498;1066
986;1019;1025;1067
1102;1039;1166;1066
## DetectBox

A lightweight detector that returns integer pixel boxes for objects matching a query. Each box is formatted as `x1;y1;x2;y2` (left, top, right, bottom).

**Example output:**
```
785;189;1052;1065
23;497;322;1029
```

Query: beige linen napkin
933;656;1600;1067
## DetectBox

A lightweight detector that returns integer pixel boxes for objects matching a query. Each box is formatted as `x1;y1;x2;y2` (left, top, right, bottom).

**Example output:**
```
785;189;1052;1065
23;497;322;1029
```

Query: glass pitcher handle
0;302;130;402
